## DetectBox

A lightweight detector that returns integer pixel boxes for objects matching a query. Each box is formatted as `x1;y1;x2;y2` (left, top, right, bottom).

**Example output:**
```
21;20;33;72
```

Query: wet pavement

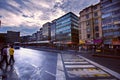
0;47;57;80
0;47;120;80
61;53;120;80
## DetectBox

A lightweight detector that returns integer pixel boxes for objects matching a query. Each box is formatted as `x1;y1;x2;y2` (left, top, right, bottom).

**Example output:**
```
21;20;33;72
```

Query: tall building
42;22;51;41
56;12;79;47
39;28;43;41
36;31;40;41
7;31;20;43
36;28;43;41
31;33;37;41
20;35;31;43
79;3;102;45
50;19;56;42
101;0;120;45
0;33;7;48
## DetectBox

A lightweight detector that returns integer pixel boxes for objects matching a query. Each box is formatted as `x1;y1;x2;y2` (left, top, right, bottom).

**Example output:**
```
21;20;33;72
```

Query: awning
79;40;85;44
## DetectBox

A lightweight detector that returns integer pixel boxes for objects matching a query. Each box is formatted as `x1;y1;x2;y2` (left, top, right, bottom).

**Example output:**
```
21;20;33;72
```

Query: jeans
9;55;15;64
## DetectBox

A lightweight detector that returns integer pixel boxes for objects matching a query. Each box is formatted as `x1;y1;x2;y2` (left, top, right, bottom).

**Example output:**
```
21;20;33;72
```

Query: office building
39;28;43;41
42;22;51;41
7;31;20;43
20;35;31;43
56;12;79;48
50;19;56;42
31;33;37;41
101;0;120;44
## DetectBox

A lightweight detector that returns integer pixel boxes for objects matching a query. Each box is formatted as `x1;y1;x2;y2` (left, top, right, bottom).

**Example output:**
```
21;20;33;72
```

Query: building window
86;14;89;19
86;21;90;26
87;34;90;38
94;5;97;10
86;27;90;32
95;26;99;31
112;9;120;15
94;12;98;17
96;33;99;38
94;19;98;24
85;8;89;12
102;12;112;18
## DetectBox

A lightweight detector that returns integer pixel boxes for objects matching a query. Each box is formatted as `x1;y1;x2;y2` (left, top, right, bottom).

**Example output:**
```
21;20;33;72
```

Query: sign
94;39;102;44
86;40;93;44
114;21;120;24
112;38;120;45
79;40;85;44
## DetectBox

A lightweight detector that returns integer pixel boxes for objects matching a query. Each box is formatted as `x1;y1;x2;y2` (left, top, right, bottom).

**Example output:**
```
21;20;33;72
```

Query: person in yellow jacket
9;45;15;64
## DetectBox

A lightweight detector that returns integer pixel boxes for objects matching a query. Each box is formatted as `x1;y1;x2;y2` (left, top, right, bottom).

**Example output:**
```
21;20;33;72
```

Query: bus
14;42;20;49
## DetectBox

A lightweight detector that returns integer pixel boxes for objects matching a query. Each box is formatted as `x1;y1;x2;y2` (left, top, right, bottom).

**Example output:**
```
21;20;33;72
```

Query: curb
92;54;120;59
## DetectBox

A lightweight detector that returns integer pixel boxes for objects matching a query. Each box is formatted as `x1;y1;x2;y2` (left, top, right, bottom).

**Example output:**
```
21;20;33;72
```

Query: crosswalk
60;54;120;80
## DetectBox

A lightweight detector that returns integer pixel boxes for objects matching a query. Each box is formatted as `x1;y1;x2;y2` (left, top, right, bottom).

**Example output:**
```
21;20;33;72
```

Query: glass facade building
56;12;79;47
101;0;120;44
42;22;51;41
50;20;56;42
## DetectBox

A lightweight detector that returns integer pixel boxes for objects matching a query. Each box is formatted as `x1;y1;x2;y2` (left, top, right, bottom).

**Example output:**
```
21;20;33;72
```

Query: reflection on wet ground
0;63;18;80
0;47;57;80
62;54;119;80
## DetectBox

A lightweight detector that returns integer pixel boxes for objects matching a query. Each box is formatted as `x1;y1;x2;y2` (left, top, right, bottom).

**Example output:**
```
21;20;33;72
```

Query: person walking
9;45;15;65
1;45;9;65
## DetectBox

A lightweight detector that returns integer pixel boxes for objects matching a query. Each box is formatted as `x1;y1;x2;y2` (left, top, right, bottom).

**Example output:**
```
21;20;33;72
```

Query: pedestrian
9;45;15;65
79;46;82;52
1;45;9;65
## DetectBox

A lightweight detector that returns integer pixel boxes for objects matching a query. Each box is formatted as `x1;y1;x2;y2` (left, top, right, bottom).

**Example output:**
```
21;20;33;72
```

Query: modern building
36;31;40;41
79;3;102;45
101;0;120;45
39;28;43;41
56;12;79;48
0;33;7;48
31;33;37;41
20;35;31;43
42;22;51;41
50;19;56;43
7;31;20;43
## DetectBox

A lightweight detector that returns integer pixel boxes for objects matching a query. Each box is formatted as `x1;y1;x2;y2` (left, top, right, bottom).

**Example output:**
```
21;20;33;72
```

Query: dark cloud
52;0;99;15
0;15;2;18
0;0;99;36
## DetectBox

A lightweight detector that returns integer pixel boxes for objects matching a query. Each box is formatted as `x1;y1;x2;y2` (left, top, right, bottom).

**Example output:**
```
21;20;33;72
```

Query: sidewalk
76;51;120;74
77;49;120;59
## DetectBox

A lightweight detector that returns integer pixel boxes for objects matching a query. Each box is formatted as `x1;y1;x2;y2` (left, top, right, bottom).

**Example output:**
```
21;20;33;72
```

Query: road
0;47;120;80
61;53;119;80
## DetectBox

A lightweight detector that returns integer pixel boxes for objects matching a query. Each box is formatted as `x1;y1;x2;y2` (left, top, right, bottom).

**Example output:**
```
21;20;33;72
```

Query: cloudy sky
0;0;99;36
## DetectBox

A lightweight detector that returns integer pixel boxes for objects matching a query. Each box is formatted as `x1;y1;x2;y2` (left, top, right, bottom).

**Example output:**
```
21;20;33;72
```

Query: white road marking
78;55;120;79
65;65;95;68
56;54;66;80
64;59;85;62
14;66;20;79
45;71;56;77
64;61;89;65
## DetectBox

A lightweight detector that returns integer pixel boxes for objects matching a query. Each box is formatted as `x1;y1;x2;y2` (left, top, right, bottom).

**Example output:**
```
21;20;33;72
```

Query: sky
0;0;99;36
